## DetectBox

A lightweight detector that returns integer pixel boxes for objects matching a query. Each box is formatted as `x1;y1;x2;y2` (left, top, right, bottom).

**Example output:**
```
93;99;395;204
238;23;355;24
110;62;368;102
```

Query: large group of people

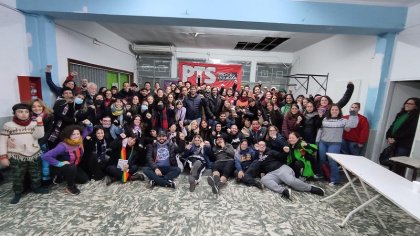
1;65;419;205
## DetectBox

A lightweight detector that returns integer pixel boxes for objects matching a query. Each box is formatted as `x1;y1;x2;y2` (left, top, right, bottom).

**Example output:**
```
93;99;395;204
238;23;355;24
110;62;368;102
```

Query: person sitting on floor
234;139;263;189
255;141;324;199
104;135;145;185
283;132;318;179
207;134;235;194
143;130;181;189
42;120;93;195
182;135;213;192
0;103;49;204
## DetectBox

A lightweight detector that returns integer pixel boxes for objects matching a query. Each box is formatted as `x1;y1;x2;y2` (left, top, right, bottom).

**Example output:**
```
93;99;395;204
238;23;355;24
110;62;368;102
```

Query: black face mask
95;100;103;106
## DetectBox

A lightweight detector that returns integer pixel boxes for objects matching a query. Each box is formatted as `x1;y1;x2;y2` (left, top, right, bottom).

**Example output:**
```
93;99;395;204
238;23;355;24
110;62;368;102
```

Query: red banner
178;61;242;88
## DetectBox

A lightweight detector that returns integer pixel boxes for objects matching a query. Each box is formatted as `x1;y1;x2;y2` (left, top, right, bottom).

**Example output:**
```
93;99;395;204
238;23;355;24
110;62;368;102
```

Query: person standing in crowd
42;120;93;195
183;86;206;123
206;87;224;127
30;99;54;185
143;131;181;189
301;100;321;144
0;103;49;204
386;97;419;156
117;82;133;100
341;103;369;155
318;105;358;186
45;65;80;97
282;104;304;138
49;87;77;148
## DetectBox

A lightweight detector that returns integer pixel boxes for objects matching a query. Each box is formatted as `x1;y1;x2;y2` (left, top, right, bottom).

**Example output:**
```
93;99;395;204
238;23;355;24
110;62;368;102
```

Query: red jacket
343;114;369;144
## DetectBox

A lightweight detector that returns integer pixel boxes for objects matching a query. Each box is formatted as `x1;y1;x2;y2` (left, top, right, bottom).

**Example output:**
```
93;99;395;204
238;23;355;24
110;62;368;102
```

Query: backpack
379;144;396;166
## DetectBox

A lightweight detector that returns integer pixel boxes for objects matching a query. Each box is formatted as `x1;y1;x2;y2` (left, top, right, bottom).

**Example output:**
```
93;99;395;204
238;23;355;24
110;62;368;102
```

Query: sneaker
167;180;177;189
130;172;145;181
310;186;325;196
313;174;323;180
10;193;22;204
207;176;219;194
329;182;337;187
33;187;49;194
254;181;264;190
104;176;113;186
281;188;291;199
65;185;80;195
148;180;156;189
188;175;196;192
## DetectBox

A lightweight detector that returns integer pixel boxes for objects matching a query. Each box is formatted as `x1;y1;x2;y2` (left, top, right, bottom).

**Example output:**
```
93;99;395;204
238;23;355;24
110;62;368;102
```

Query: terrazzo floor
0;169;419;235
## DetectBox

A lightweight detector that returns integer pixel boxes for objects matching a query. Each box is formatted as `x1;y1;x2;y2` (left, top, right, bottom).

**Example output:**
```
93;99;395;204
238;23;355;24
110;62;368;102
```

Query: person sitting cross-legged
143;131;181;189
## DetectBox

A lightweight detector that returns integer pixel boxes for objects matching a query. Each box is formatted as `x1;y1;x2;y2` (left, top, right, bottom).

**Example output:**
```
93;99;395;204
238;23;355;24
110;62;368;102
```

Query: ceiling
100;23;334;53
97;0;418;53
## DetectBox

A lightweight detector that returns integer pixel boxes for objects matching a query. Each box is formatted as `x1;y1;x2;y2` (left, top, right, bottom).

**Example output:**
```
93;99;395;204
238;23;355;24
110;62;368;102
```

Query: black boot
10;193;22;204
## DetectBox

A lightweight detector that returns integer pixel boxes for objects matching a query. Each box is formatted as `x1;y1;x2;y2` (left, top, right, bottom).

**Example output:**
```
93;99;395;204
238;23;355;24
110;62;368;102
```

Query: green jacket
287;141;318;177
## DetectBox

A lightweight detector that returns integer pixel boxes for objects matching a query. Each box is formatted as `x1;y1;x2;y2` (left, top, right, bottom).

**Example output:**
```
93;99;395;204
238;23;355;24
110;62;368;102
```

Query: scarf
32;112;47;121
391;112;409;135
304;111;318;120
13;116;31;126
111;104;124;116
64;137;83;146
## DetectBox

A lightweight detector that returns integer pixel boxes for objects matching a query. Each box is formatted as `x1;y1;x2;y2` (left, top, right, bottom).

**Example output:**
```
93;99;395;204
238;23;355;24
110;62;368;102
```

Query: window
256;63;291;90
137;55;172;86
68;59;133;90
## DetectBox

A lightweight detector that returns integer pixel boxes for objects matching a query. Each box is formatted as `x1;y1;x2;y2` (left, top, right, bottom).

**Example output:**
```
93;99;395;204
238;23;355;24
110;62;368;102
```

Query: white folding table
320;153;420;228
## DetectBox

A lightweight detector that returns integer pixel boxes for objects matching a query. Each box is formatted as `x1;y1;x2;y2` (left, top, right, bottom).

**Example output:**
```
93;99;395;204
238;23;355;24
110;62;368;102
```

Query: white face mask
75;97;84;105
141;105;148;112
102;124;111;128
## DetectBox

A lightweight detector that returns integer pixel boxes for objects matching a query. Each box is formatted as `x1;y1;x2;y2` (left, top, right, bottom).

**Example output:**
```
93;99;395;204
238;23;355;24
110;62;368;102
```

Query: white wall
390;2;420;81
0;0;30;118
55;20;137;84
291;34;381;113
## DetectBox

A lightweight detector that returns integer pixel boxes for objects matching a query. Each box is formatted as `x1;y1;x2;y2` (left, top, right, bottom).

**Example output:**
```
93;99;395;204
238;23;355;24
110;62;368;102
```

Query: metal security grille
68;59;133;90
69;63;107;88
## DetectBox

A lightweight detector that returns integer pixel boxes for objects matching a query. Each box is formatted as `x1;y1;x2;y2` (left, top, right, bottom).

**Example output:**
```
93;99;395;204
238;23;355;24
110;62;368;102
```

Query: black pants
290;160;305;178
51;164;89;187
213;160;235;178
106;165;139;180
234;161;260;186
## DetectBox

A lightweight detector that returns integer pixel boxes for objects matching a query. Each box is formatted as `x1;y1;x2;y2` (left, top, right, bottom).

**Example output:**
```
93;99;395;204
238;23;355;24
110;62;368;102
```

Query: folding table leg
343;168;364;205
320;176;358;202
359;180;387;229
339;194;381;228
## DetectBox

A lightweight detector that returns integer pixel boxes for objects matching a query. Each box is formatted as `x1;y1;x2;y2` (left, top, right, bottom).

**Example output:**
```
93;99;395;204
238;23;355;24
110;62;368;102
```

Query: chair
389;156;420;181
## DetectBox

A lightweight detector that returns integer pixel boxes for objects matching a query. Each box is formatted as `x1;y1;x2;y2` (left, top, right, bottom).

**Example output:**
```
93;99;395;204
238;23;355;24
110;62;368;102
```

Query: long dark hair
399;97;419;115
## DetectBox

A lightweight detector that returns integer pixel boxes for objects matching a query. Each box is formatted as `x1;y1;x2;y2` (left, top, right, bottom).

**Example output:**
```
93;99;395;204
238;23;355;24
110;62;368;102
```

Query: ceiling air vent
234;37;289;51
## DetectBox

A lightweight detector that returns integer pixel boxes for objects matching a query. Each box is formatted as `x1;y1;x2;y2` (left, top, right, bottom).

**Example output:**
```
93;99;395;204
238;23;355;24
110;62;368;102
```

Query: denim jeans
318;141;341;183
143;165;181;187
341;140;362;156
